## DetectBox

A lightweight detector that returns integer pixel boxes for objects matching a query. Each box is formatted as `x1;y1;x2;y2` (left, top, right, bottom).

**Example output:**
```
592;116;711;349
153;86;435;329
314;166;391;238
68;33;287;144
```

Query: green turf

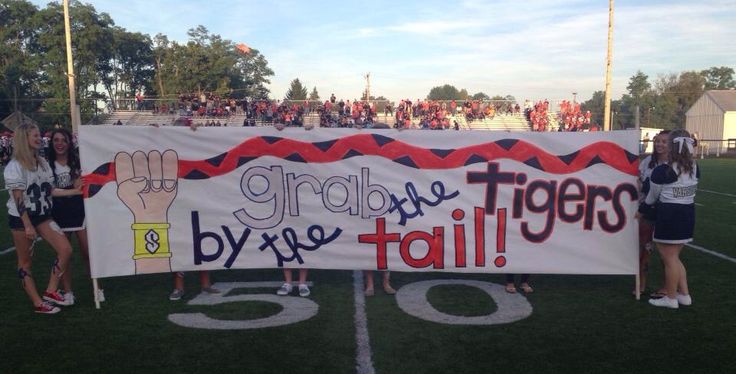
1;159;735;373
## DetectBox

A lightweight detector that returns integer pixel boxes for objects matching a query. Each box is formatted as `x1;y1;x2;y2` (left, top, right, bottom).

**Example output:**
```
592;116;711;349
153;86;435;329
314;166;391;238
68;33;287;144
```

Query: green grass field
1;159;735;374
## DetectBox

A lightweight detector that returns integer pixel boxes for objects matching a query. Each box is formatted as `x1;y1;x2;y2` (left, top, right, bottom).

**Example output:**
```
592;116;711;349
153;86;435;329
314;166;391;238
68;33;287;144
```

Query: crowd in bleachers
120;92;607;132
558;100;593;131
526;100;551;132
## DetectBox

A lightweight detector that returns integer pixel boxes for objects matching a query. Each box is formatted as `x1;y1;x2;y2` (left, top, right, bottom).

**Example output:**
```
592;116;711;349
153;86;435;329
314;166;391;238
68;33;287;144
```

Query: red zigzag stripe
82;134;638;194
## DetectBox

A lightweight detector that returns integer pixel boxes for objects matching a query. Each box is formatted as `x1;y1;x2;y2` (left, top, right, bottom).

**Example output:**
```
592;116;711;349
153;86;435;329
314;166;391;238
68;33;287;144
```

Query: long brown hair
648;129;671;169
668;129;695;177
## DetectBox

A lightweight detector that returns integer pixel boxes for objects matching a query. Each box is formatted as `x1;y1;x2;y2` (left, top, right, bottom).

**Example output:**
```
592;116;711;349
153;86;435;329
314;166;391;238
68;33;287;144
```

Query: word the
191;211;342;268
388;181;459;226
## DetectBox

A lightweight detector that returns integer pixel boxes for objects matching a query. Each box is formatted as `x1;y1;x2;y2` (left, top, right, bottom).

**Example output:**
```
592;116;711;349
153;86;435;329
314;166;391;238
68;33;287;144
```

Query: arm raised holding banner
115;149;179;274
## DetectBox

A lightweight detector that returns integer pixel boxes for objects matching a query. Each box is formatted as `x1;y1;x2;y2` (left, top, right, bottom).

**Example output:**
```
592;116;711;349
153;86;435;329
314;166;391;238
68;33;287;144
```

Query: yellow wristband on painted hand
131;223;172;260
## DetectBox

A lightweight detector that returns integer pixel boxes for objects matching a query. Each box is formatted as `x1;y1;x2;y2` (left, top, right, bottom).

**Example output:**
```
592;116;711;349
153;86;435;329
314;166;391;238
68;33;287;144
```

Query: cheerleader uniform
643;162;699;244
638;155;666;223
4;159;55;229
51;161;85;232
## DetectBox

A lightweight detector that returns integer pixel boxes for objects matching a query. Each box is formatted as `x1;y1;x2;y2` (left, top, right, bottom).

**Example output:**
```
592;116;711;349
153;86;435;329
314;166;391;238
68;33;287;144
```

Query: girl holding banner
47;128;100;304
636;130;669;297
641;129;697;309
4;124;77;314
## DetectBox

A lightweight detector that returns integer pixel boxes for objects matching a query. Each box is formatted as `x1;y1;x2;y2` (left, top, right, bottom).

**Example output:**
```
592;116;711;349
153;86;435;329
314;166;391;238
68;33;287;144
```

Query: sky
31;0;736;103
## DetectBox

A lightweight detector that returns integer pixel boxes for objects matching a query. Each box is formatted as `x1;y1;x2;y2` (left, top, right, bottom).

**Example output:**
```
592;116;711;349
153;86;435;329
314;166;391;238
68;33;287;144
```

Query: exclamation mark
494;208;507;267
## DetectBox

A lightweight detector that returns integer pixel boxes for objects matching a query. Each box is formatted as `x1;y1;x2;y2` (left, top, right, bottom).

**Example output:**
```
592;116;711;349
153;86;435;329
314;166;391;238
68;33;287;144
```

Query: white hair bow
673;136;694;154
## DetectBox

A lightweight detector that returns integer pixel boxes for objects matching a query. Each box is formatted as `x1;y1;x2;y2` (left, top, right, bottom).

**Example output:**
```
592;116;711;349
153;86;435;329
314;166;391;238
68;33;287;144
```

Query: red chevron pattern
83;134;638;198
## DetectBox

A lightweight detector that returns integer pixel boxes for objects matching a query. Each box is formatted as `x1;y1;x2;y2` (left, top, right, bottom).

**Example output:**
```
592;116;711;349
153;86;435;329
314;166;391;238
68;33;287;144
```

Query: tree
626;70;651;127
284;78;308;100
471;92;489;100
701;66;736;90
427;84;468;100
627;71;651;101
581;91;605;127
0;0;42;121
308;86;319;101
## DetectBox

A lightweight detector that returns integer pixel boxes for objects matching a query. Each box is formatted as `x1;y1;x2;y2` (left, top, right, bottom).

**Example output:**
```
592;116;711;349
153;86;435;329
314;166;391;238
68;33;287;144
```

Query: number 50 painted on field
168;279;532;330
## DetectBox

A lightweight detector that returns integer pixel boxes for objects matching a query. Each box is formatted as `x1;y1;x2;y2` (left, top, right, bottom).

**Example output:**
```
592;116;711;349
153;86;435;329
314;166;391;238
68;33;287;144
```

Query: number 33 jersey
4;159;55;217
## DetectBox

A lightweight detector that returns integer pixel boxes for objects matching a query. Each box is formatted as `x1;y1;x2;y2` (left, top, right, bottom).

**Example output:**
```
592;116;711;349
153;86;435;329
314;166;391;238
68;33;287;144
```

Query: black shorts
52;195;86;231
8;214;52;230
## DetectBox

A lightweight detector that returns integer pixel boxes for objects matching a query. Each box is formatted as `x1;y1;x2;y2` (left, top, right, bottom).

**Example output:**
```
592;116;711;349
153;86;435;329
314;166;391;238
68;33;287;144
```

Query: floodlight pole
63;0;81;133
603;0;614;131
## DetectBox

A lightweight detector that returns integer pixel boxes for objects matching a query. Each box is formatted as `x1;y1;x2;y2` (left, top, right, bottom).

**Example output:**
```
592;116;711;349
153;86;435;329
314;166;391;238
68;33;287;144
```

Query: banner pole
93;278;101;309
634;273;640;301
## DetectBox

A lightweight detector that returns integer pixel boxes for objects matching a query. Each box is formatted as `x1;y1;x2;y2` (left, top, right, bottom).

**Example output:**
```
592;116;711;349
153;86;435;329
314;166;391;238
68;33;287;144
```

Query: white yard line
699;189;736;198
694;203;704;207
687;243;736;264
0;237;42;255
353;270;376;374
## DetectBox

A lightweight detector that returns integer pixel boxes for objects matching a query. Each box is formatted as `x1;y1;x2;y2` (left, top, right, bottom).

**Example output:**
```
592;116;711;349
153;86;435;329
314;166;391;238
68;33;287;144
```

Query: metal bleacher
463;114;531;131
94;109;534;132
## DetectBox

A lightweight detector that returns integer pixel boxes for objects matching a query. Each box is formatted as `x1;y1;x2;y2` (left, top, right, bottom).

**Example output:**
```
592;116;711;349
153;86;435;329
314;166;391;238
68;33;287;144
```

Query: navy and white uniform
638;155;666;222
643;162;699;244
4;159;55;227
51;161;86;231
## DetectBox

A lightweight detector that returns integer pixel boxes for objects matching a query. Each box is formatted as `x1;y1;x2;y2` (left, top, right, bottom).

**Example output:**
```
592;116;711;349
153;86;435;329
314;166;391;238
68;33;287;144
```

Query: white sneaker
298;284;311;297
276;283;293;296
649;296;679;309
97;289;106;303
676;293;692;306
62;291;75;306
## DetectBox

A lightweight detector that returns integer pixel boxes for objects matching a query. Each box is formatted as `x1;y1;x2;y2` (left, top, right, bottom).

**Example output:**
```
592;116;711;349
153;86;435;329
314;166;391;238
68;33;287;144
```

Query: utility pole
63;0;81;132
603;0;614;131
364;72;371;102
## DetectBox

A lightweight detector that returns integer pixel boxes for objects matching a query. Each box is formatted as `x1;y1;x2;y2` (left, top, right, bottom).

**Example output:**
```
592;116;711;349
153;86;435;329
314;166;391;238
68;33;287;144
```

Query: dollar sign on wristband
145;229;161;254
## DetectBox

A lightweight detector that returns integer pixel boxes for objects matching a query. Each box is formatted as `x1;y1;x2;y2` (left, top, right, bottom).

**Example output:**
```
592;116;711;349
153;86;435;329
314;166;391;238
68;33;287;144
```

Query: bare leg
283;269;293;284
657;243;683;298
173;272;185;291
297;269;308;285
199;271;211;288
36;220;72;294
61;233;73;293
382;271;396;294
13;230;43;306
364;271;375;291
676;258;689;295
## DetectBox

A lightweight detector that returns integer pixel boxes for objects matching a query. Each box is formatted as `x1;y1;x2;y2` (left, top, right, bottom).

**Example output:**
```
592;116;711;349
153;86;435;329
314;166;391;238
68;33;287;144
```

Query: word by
191;211;342;268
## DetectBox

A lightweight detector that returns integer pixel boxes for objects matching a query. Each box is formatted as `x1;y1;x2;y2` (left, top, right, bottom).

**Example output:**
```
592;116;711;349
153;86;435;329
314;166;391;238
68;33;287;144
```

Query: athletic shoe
383;285;397;295
276;283;293;296
34;302;61;314
677;293;692;306
61;291;75;306
364;288;375;297
298;284;311;297
43;290;73;306
169;289;184;301
202;286;221;294
649;296;679;309
97;289;106;303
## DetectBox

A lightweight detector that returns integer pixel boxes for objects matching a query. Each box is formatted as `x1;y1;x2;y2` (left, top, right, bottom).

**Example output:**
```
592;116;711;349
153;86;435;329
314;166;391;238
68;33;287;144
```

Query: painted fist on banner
114;150;178;274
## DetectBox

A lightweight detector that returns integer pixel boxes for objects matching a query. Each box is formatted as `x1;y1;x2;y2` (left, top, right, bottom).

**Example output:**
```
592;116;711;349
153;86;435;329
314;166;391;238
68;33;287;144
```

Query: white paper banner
79;126;640;278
